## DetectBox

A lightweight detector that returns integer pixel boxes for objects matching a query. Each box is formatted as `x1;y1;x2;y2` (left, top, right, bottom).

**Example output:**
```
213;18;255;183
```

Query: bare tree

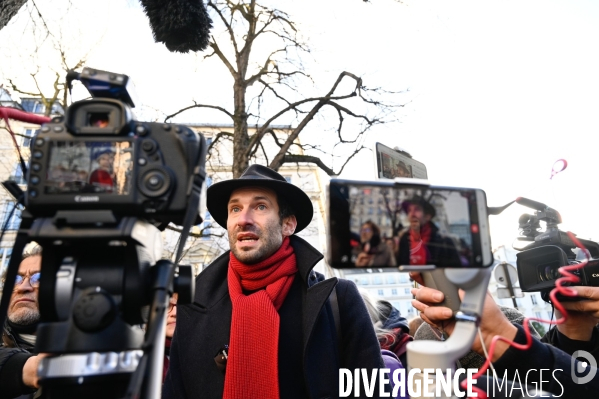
0;0;28;30
165;0;401;178
7;46;87;116
2;1;94;116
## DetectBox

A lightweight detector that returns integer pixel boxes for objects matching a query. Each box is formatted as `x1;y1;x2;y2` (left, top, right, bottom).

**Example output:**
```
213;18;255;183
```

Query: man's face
165;292;178;339
227;186;297;264
407;204;431;228
8;255;41;326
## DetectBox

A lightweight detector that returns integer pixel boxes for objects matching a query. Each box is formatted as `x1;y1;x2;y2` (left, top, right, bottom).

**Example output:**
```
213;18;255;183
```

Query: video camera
0;67;207;399
515;197;599;295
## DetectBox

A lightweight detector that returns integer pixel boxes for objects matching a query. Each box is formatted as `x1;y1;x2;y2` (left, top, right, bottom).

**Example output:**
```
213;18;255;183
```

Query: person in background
410;271;599;396
359;289;410;399
0;244;44;399
163;292;178;383
407;315;424;338
541;286;599;360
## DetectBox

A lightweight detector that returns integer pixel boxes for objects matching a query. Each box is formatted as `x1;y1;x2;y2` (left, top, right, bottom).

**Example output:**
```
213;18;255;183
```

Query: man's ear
281;215;298;237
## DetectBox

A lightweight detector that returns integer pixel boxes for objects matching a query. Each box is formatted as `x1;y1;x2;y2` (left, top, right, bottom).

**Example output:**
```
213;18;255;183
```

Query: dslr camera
515;198;599;296
0;67;206;399
26;67;206;227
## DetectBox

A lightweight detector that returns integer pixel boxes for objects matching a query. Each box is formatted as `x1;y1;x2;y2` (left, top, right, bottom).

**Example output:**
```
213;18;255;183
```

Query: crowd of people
1;164;598;398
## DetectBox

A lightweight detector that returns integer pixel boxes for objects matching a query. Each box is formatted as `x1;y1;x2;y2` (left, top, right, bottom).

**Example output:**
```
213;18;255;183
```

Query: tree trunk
0;0;27;30
232;79;249;178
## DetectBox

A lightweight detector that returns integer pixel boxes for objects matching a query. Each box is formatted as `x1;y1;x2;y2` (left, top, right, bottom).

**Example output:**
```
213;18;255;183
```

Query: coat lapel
302;277;337;354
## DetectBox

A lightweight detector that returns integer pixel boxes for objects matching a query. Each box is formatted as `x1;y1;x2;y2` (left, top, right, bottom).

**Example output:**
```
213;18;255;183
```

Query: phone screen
375;142;428;180
327;179;492;269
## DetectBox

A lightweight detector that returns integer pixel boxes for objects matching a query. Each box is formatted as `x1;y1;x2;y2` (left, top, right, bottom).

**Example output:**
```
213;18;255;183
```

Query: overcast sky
2;0;599;251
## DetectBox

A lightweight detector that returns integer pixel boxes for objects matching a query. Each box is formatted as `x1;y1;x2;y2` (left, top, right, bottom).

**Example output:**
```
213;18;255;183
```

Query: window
391;289;398;296
377;289;384;296
386;275;396;284
531;295;537;305
20;128;38;148
399;274;408;284
359;277;369;285
282;175;292;183
407;307;414;314
0;247;13;277
11;164;26;185
373;276;382;285
1;202;22;230
20;99;63;115
404;288;411;294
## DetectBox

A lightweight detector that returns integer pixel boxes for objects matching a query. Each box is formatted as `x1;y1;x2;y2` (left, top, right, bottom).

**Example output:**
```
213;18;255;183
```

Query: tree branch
164;102;234;123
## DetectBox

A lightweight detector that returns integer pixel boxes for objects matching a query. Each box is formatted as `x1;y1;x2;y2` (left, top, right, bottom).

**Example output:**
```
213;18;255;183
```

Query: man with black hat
163;165;384;399
397;196;462;267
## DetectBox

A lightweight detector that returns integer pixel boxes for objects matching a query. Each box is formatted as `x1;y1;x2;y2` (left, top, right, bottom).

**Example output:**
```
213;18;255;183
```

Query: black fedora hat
207;164;314;233
403;195;436;218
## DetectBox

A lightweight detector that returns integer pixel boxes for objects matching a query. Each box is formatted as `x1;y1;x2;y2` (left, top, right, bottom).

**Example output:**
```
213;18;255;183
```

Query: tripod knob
73;287;117;332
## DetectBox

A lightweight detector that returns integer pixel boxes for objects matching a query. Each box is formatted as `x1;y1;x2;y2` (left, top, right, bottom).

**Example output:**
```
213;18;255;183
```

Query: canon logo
592;273;599;278
74;195;100;203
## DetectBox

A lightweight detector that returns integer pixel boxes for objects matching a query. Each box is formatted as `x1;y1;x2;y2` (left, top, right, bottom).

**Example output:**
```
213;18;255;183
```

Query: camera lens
540;265;560;282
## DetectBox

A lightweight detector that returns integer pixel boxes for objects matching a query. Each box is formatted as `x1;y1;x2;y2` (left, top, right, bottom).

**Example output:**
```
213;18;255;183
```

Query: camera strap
174;180;203;265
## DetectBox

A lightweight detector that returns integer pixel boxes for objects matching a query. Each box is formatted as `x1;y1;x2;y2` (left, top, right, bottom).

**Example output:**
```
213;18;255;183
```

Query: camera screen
328;181;488;268
44;141;133;195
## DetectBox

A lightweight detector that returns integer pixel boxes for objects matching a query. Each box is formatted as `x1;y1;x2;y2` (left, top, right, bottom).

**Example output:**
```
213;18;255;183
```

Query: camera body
517;239;599;293
25;68;206;227
515;200;599;293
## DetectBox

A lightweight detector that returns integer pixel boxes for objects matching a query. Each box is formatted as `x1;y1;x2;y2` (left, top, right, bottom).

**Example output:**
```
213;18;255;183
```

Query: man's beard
8;308;40;326
229;222;283;264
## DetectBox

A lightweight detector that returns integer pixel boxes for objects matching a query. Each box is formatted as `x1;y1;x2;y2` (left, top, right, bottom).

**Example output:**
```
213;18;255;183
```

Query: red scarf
409;222;432;265
223;237;297;399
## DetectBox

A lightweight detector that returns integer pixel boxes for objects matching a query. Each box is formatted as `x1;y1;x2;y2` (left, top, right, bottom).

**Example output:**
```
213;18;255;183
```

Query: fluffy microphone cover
140;0;213;53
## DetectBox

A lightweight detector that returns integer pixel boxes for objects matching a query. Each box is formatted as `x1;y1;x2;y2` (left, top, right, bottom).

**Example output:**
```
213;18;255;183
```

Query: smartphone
327;179;492;269
375;142;428;180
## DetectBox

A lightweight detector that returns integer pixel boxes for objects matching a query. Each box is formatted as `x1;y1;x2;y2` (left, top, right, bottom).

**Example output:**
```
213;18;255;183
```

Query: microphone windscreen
140;0;213;53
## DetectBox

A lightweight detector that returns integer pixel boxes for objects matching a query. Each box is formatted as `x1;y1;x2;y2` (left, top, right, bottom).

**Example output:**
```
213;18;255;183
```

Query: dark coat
541;324;599;360
397;222;462;266
163;235;385;399
0;326;37;399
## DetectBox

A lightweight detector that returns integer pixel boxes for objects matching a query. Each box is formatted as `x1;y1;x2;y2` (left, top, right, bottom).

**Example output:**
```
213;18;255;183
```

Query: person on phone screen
353;220;396;267
397;197;462;266
395;161;412;178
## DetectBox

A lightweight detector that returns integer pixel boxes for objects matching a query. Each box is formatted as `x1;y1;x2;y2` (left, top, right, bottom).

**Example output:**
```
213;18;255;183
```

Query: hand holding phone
422;270;461;313
414;270;461;314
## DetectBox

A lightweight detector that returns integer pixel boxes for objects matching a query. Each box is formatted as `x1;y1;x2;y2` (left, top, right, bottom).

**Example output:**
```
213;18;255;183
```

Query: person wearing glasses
163;293;178;383
0;244;44;399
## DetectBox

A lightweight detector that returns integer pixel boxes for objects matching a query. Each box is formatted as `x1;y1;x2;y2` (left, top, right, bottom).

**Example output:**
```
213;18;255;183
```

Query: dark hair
362;220;381;237
277;195;295;225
